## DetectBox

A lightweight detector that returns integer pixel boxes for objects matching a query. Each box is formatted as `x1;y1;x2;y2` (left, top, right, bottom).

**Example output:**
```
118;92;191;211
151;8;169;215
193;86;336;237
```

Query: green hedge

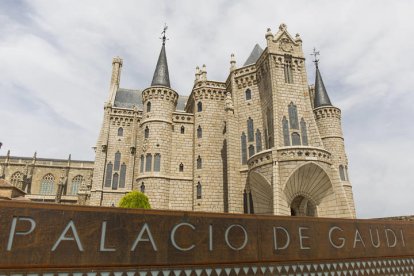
118;191;151;209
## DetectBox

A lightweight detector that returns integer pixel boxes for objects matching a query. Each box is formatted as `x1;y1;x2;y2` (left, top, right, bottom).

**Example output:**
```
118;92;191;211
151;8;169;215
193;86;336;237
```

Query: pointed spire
312;48;332;108
243;44;263;66
151;25;170;87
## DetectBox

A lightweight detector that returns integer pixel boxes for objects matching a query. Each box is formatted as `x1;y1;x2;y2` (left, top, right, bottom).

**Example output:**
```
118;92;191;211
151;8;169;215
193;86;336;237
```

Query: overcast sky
1;0;413;218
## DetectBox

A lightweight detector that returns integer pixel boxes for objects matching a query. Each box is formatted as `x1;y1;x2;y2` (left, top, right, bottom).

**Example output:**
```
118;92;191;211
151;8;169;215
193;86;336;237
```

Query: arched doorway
245;171;273;214
290;195;317;217
284;163;333;217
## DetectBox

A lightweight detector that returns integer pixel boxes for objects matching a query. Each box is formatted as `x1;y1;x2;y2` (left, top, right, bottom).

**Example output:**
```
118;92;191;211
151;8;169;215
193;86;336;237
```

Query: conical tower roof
151;42;170;88
243;44;263;66
314;65;332;108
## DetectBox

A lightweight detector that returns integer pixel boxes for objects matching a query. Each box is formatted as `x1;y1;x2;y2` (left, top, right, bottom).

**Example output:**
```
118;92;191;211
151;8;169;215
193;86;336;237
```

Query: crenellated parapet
192;87;226;102
313;106;341;120
142;86;179;105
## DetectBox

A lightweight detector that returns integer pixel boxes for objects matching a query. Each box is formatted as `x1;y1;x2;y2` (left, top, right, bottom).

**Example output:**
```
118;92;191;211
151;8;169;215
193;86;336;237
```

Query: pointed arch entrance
245;171;273;214
284;162;333;217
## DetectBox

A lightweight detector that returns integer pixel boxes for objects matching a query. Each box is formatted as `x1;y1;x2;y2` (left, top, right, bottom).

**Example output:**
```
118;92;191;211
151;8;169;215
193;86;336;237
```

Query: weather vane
160;23;168;45
311;47;320;67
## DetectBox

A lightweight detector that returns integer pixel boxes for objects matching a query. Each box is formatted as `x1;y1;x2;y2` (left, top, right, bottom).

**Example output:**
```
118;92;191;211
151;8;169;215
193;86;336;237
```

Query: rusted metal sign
0;201;413;271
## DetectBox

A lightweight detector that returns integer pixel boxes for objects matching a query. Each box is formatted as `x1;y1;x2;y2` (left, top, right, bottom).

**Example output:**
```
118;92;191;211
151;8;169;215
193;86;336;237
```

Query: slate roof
243;44;264;66
313;66;332;108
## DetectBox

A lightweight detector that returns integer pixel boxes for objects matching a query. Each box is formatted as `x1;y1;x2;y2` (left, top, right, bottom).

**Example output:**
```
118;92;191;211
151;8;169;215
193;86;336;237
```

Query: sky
0;0;413;218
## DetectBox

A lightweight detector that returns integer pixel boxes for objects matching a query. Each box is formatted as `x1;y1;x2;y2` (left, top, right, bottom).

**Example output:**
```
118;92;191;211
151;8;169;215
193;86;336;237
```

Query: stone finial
279;23;287;31
112;56;123;66
6;150;10;158
201;64;207;81
195;66;201;83
295;33;302;43
230;53;237;71
265;28;273;39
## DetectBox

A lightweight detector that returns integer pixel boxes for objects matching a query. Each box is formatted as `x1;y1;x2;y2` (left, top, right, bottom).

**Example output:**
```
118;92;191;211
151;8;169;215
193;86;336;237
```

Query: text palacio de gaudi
89;23;355;218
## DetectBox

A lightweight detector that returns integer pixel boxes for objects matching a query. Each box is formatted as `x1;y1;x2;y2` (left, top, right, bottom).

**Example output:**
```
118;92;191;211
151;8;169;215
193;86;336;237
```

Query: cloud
0;0;413;218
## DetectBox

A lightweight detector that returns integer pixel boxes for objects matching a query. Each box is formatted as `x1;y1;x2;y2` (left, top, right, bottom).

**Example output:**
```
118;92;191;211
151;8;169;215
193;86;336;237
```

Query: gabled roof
243;44;263;66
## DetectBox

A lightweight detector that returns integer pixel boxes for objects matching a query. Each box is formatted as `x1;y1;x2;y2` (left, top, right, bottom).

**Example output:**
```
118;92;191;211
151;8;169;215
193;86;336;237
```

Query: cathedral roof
243;44;263;66
313;65;332;108
114;88;187;111
151;43;171;88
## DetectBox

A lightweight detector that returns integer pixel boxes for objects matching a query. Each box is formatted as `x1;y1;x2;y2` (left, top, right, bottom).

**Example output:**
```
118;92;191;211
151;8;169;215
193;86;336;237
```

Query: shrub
118;191;151;209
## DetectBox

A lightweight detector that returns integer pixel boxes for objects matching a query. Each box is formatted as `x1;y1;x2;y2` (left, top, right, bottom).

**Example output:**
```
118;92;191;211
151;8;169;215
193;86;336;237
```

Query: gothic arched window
197;101;202;112
288;102;299;129
70;175;83;195
248;145;255;158
140;182;145;193
282;116;290;146
144;126;149;139
145;154;152;172
197;156;202;169
180;125;185;134
245;89;252;100
147;101;151;112
300;118;308;146
197;125;202;138
154;153;161;172
291;132;301;146
39;173;55;195
179;163;184;172
247;117;254;142
119;163;126;188
105;162;113;187
339;165;346;181
140;155;144;173
284;54;293;84
241;132;247;165
114;151;121;171
112;173;119;190
117;127;123;137
197;182;202;199
255;129;262;153
10;171;23;187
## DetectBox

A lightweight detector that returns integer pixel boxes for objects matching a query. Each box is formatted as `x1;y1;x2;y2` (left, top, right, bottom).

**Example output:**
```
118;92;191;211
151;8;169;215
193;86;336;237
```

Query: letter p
7;217;36;251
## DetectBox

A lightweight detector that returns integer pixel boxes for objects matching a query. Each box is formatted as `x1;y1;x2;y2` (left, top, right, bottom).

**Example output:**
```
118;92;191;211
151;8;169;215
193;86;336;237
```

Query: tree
118;191;151;209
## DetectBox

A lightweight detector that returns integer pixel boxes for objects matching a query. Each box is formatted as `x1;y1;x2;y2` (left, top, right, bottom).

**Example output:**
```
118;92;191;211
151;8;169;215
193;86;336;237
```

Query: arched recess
246;171;273;214
284;162;333;217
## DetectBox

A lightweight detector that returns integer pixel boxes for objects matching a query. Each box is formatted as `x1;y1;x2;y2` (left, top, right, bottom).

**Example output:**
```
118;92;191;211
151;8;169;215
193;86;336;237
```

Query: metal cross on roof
311;47;320;67
160;23;168;45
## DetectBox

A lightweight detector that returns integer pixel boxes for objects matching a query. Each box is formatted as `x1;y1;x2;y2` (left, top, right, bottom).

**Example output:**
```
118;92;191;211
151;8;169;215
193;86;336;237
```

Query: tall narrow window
140;182;145;193
105;162;113;187
288;102;299;129
114;151;121;171
197;125;202;138
248;145;255;158
197;102;202;112
179;163;184;172
291;132;301;146
39;174;54;195
247;117;254;142
112;173;119;190
140;155;144;173
197;182;202;199
145;154;152;172
144;126;149;139
119;164;126;188
70;175;83;195
282;116;290;146
300;118;308;146
284;55;293;83
147;101;151;112
241;132;247;165
339;165;346;181
180;125;185;134
255;129;262;153
197;156;202;169
245;89;252;100
266;108;274;148
118;127;123;137
154;153;161;172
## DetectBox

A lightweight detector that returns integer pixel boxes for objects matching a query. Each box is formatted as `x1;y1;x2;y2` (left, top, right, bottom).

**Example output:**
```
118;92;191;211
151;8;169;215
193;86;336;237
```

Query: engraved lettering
225;224;248;251
131;223;157;251
400;229;406;247
298;227;311;250
385;228;397;248
369;228;380;248
100;221;116;252
209;224;213;251
328;226;345;249
353;229;366;248
273;227;290;250
170;222;195;251
7;216;36;251
52;220;84;252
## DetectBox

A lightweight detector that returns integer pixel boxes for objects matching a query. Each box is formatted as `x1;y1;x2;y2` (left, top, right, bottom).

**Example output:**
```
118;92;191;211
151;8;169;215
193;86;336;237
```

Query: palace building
0;24;356;218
